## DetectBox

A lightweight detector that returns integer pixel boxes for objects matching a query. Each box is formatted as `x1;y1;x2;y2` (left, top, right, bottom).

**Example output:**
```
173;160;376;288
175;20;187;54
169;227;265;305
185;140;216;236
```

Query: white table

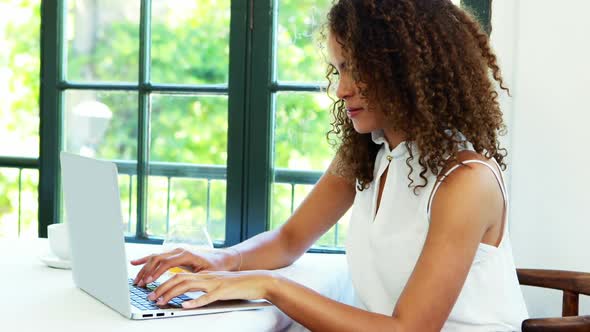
0;239;354;332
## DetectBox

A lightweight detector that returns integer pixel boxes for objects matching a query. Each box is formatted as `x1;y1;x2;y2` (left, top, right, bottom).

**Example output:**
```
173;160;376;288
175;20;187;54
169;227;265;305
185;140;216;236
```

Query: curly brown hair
324;0;508;192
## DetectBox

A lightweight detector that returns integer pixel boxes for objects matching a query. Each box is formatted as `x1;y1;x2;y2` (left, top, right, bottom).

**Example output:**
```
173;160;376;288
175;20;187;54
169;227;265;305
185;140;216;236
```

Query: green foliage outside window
0;0;41;238
2;0;345;247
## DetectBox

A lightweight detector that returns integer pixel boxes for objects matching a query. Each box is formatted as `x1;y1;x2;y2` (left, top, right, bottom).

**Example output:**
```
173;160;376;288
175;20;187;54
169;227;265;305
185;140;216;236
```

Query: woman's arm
133;156;356;285
267;275;401;331
227;160;356;270
149;160;503;332
153;270;399;330
386;160;504;331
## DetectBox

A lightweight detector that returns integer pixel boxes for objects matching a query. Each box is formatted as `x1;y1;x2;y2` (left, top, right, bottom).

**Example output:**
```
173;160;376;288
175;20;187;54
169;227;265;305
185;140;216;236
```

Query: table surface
0;239;353;332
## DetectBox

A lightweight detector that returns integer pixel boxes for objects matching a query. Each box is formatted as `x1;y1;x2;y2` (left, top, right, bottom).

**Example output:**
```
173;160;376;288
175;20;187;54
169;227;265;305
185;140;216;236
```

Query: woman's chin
352;122;376;134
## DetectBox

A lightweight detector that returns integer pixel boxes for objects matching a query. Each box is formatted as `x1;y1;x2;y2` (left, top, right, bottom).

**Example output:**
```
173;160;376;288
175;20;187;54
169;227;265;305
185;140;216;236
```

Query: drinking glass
162;223;213;275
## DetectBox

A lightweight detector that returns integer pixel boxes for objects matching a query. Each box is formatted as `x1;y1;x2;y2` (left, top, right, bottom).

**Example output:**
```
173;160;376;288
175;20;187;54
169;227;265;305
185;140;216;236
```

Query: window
3;0;491;252
270;0;346;249
0;0;41;239
50;0;232;244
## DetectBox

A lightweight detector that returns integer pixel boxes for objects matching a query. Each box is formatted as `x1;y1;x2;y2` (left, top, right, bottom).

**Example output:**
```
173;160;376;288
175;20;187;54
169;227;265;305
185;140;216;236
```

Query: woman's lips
347;108;364;118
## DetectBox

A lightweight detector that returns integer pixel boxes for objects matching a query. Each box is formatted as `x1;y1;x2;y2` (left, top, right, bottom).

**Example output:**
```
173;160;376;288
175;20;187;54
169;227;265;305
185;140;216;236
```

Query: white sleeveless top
345;130;529;331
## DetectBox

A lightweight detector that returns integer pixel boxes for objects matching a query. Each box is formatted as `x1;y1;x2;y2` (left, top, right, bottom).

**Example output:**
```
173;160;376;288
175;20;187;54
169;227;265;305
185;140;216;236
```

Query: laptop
60;152;271;320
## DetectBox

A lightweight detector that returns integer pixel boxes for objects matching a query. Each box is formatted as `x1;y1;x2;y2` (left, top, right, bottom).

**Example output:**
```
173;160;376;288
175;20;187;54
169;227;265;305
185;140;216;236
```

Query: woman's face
327;33;386;134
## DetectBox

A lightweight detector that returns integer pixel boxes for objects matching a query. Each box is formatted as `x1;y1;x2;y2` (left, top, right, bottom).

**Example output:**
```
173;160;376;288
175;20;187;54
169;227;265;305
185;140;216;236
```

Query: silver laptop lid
60;152;131;318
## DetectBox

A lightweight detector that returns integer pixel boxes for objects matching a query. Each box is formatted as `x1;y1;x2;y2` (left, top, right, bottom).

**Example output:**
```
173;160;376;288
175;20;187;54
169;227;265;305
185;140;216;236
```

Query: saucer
40;254;72;270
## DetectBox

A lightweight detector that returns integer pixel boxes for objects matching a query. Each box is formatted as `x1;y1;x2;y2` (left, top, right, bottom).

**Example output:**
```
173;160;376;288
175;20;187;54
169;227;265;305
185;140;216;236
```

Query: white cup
48;223;71;261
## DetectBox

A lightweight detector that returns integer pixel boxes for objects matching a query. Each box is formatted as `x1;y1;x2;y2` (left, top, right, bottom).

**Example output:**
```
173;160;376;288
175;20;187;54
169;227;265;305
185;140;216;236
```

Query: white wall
489;0;517;190
491;0;590;318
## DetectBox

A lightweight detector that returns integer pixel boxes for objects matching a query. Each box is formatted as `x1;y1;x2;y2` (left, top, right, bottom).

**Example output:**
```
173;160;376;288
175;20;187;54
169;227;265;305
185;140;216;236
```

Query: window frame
0;0;491;250
36;0;242;245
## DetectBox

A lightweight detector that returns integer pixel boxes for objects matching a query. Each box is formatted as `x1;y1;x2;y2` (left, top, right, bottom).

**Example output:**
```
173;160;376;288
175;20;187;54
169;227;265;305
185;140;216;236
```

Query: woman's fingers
147;271;269;309
150;274;216;305
156;280;200;306
133;254;156;285
130;255;150;266
146;253;191;284
182;290;221;308
143;251;216;285
147;273;186;301
133;249;184;286
138;255;164;286
131;254;157;284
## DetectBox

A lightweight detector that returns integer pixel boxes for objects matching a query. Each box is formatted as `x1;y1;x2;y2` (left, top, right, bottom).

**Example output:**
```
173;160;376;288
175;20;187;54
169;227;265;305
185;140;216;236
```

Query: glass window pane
271;182;350;250
294;184;350;249
273;92;333;170
151;0;230;84
119;174;137;236
271;92;348;249
146;175;169;238
276;0;332;83
147;177;226;244
64;90;138;160
270;182;292;231
147;94;228;243
0;0;41;158
208;180;226;243
150;95;228;164
0;168;39;239
66;0;140;82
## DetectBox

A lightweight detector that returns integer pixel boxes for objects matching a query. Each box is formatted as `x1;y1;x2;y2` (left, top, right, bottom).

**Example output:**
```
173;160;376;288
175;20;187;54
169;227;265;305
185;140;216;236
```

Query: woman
132;0;529;330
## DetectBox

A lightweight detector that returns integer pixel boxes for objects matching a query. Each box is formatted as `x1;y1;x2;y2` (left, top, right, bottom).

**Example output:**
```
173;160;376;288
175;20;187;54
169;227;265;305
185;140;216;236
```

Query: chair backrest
517;268;590;331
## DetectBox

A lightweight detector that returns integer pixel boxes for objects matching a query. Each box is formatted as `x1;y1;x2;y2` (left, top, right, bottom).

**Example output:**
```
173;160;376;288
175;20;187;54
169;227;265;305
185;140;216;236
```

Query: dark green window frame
0;0;491;250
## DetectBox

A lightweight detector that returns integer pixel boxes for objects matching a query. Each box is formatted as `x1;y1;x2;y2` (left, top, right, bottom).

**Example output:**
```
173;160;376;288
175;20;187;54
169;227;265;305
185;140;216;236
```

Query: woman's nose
336;75;355;100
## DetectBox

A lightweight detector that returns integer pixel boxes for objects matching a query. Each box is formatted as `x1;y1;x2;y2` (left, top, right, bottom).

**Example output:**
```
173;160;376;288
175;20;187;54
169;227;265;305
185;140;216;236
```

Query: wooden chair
517;269;590;331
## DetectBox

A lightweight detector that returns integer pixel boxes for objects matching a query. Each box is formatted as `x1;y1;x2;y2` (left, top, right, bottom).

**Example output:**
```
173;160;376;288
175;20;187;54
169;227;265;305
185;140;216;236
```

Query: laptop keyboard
128;278;192;310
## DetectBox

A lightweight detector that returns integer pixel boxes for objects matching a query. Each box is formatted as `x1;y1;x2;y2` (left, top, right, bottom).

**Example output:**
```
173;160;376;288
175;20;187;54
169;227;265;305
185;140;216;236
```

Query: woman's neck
383;128;407;151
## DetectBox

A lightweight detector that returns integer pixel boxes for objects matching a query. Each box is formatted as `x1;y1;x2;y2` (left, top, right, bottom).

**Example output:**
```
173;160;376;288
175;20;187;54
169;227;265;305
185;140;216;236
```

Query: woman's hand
147;271;279;309
131;248;237;287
